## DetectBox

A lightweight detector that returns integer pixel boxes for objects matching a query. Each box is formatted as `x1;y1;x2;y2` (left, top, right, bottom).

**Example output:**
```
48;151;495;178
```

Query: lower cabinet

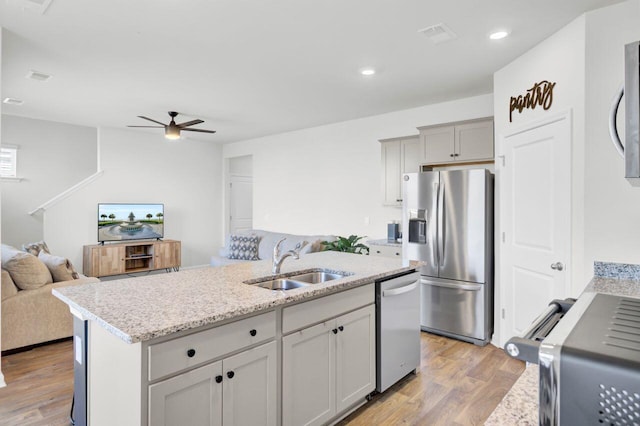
149;341;277;426
282;304;376;426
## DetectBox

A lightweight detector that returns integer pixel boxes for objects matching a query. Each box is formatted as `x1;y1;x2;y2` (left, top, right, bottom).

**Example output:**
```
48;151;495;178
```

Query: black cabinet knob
227;371;235;379
338;326;344;332
215;375;223;383
249;329;257;337
450;153;454;157
186;349;196;358
332;328;338;334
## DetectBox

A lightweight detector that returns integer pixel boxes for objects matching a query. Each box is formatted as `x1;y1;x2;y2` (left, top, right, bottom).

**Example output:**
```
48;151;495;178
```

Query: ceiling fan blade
127;125;165;128
137;116;167;126
177;119;204;128
181;128;217;134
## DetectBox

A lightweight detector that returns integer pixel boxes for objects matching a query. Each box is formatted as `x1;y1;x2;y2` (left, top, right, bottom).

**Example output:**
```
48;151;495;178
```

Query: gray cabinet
419;118;494;165
380;135;421;206
149;341;277;426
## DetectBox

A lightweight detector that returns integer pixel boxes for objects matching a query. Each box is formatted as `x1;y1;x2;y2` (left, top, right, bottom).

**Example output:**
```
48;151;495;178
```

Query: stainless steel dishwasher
376;270;421;392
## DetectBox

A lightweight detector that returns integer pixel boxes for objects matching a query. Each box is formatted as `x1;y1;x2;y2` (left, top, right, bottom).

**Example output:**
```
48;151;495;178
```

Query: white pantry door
229;175;253;234
501;112;571;342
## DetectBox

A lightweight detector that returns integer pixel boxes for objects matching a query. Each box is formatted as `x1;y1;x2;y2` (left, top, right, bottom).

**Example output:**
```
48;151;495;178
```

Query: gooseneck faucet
272;238;305;274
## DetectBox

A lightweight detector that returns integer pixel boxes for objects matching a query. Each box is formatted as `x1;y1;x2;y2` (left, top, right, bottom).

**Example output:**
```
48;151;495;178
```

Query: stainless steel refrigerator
402;169;493;346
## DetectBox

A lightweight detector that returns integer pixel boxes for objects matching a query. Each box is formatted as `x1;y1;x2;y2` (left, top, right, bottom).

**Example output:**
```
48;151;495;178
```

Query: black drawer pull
338;326;344;332
332;328;338;334
215;375;223;383
186;349;196;358
227;371;235;379
249;329;257;337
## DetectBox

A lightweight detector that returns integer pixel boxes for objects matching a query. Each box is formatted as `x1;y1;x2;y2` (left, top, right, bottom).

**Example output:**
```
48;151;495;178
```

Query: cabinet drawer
282;283;374;334
369;245;402;258
148;310;276;382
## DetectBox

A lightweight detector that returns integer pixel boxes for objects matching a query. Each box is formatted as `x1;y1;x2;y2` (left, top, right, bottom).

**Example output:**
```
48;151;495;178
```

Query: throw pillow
227;235;260;261
1;244;52;290
38;251;80;282
1;269;18;301
22;240;51;256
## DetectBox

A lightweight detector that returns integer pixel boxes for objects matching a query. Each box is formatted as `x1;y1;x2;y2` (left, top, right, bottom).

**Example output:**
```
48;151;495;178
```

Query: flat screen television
98;203;164;243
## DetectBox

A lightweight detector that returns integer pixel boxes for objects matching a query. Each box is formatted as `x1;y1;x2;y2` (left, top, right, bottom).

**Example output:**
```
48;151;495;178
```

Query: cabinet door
401;137;421;174
283;321;336;426
149;361;223;426
455;119;494;162
421;125;455;164
222;341;277;426
96;246;126;276
335;304;376;413
154;241;181;269
381;141;402;206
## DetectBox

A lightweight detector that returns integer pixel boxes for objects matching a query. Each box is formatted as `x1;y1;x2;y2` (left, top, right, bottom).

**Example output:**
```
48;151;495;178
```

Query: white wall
43;126;224;270
0;26;5;388
1;115;97;248
493;0;640;345
223;94;493;239
584;0;640;276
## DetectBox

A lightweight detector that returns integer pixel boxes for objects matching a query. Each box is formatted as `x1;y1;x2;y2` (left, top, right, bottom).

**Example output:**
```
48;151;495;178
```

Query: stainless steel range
505;292;640;425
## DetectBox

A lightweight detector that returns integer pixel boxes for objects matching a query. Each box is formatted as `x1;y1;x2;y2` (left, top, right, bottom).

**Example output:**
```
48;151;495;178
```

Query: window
0;146;18;178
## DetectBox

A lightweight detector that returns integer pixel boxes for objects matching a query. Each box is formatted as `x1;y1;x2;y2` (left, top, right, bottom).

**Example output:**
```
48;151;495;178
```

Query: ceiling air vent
26;70;53;82
16;0;53;14
418;23;458;44
3;98;24;106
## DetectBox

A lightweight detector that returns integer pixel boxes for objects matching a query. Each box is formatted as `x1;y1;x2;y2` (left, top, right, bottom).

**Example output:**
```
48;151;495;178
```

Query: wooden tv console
83;240;181;278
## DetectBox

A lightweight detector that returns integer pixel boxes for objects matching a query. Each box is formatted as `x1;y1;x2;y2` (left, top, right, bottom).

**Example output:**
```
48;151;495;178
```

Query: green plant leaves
321;235;369;255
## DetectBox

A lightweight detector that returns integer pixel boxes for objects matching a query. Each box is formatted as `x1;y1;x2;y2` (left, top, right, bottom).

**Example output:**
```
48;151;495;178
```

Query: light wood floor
0;332;524;426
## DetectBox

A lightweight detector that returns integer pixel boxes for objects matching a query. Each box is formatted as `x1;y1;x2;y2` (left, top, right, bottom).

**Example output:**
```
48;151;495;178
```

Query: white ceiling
0;0;624;143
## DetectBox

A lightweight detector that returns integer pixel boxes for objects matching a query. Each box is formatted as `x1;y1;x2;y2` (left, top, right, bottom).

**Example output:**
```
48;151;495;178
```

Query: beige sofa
1;243;99;352
211;229;336;267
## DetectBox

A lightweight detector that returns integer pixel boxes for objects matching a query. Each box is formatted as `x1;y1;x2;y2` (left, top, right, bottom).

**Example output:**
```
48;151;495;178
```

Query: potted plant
321;235;369;255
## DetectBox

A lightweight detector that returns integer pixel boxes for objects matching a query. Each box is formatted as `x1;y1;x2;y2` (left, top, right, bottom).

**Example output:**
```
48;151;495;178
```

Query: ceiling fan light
165;126;181;140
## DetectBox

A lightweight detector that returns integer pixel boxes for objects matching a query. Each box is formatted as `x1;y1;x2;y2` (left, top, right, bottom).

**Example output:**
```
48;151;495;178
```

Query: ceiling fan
127;111;216;140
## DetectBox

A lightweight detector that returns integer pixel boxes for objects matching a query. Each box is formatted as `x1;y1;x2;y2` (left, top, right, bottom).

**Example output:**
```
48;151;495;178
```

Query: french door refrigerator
402;169;494;346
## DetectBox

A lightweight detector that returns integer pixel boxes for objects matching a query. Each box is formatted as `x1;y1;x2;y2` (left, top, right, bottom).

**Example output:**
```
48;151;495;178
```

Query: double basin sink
246;270;350;291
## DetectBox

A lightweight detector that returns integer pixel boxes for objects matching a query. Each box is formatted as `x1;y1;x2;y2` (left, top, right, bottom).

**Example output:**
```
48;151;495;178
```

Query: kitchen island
486;261;640;425
54;251;417;426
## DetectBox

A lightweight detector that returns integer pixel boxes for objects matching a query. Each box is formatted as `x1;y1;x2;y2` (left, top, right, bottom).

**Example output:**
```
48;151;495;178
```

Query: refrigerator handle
437;181;445;267
430;182;439;267
420;278;482;292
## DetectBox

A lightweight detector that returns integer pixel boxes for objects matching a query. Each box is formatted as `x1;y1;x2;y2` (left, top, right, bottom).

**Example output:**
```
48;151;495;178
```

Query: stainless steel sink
286;271;346;284
254;279;308;291
246;269;351;291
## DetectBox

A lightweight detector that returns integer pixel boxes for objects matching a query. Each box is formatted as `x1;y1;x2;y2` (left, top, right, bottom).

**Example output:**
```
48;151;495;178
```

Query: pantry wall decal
509;80;556;122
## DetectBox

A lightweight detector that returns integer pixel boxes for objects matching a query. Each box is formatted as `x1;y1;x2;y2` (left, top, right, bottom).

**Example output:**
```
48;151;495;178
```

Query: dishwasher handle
382;281;417;297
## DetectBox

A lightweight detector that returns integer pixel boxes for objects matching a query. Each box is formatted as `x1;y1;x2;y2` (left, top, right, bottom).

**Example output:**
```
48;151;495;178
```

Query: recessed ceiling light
360;68;376;76
489;30;509;40
3;98;24;106
26;70;53;82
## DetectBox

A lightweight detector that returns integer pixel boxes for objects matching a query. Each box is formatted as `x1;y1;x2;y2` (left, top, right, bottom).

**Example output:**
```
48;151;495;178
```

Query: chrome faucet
272;238;305;274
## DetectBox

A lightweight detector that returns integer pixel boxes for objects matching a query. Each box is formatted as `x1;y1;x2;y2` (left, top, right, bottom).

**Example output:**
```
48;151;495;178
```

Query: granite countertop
53;251;416;345
487;261;640;424
367;238;401;247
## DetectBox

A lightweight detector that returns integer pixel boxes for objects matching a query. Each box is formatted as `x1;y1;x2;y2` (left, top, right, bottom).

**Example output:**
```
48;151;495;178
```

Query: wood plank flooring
0;332;524;426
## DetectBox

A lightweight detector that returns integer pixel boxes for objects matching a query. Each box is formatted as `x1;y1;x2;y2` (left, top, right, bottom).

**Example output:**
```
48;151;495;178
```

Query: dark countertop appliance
505;292;640;425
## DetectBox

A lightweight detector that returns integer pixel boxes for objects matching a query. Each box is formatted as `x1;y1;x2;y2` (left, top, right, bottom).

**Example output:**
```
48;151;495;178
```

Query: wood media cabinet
83;239;181;278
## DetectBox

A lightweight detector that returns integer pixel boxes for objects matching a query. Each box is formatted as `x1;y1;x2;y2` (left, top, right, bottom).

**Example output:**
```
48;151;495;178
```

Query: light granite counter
487;261;640;424
367;238;402;247
53;251;415;344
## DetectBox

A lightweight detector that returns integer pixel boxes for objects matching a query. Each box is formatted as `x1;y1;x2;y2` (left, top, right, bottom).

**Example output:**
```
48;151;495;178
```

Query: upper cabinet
419;118;494;165
380;135;420;206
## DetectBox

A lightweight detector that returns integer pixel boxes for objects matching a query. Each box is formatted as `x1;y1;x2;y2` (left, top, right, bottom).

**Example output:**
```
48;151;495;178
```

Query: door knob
550;262;564;271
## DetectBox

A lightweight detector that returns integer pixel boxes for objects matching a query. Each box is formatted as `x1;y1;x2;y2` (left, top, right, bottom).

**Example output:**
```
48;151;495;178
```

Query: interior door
501;113;571;344
229;175;253;234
